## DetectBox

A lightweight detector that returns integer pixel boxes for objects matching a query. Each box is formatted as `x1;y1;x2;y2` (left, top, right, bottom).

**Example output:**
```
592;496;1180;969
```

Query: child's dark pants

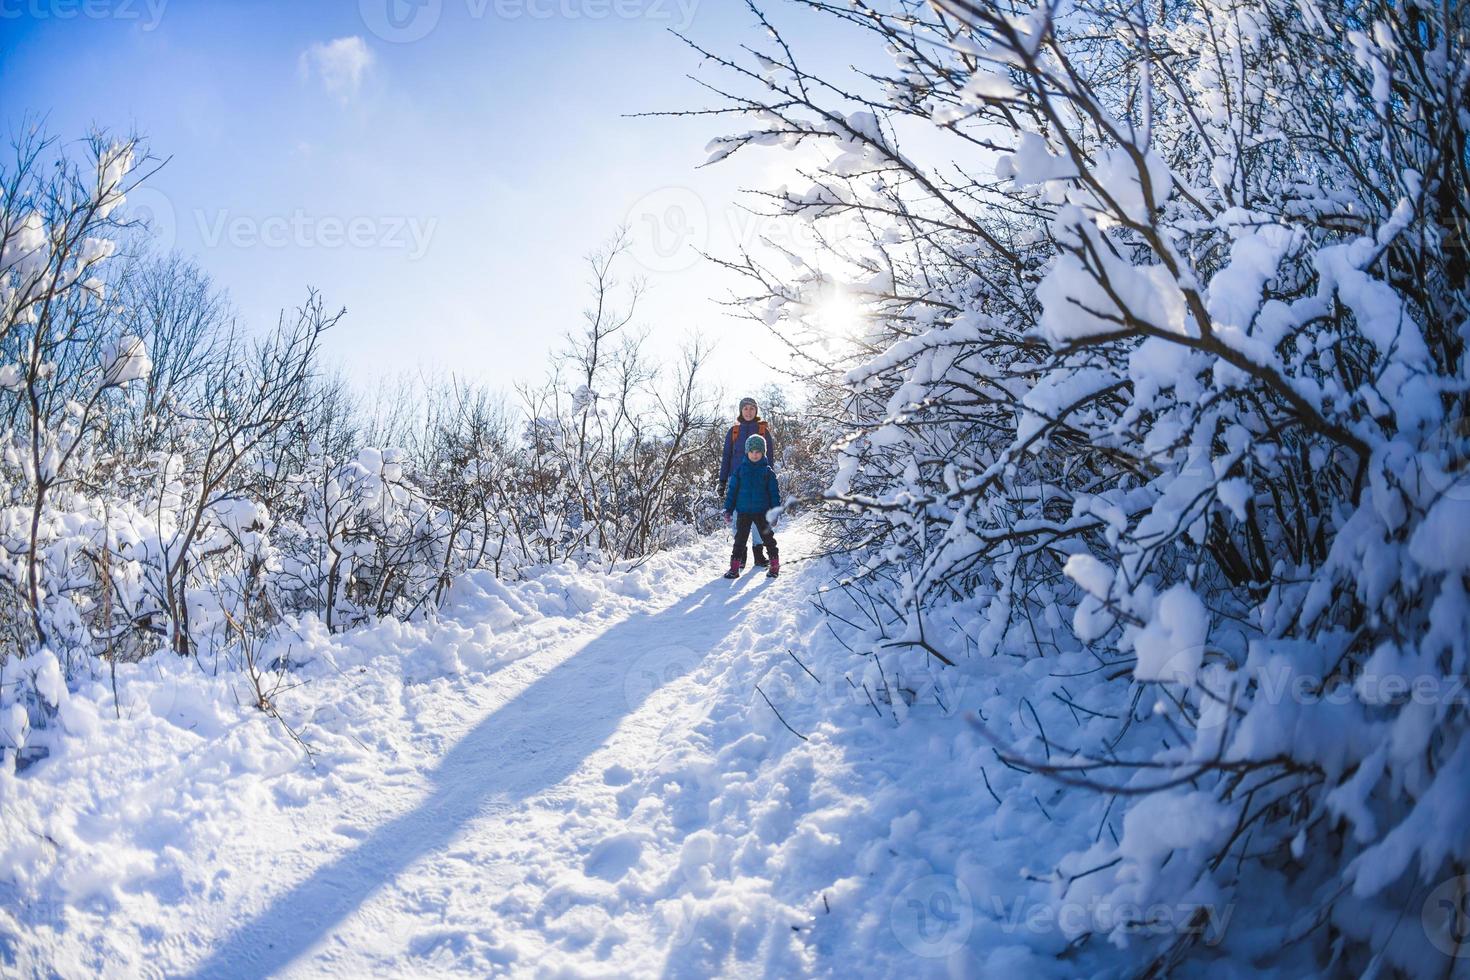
732;512;779;565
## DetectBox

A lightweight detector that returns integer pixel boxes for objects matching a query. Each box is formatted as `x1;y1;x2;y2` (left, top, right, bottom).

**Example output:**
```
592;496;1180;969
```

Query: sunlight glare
814;289;863;337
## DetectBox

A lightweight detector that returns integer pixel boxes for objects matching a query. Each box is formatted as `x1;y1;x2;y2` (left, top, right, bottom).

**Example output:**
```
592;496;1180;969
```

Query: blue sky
1;0;853;402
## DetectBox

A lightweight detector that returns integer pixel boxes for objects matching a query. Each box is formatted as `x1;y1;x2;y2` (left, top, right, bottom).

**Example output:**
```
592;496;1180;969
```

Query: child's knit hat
745;434;767;454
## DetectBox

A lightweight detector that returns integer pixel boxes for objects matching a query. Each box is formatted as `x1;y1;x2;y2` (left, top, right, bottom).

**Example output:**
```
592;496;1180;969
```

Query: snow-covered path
4;523;1118;978
7;525;868;978
191;534;784;978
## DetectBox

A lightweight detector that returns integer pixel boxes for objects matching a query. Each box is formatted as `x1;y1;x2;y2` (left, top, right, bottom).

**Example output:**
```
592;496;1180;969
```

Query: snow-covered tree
686;0;1469;970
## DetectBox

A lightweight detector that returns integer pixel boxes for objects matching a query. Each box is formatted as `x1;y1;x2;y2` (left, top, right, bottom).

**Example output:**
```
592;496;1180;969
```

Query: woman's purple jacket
718;417;776;490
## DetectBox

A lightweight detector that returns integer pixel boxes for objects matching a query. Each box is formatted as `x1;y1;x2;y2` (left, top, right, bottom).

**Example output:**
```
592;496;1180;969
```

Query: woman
717;396;777;567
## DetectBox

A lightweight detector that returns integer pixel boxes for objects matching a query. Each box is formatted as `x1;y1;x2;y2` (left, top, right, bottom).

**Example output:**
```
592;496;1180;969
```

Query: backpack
729;419;769;453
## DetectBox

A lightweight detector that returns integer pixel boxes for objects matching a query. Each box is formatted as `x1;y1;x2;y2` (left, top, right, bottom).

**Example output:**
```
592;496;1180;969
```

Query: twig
1053;690;1118;721
755;683;809;741
788;647;820;682
980;765;1002;805
1022;697;1052;759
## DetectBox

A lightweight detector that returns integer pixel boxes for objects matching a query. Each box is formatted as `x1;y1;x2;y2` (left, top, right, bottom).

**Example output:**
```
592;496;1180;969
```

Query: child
723;433;781;579
718;397;777;566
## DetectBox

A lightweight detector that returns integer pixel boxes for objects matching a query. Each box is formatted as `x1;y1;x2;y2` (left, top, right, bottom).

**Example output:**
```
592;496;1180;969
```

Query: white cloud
299;36;375;101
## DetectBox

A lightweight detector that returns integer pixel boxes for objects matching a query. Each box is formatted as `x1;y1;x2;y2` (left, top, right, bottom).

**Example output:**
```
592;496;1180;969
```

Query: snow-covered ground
2;522;1247;977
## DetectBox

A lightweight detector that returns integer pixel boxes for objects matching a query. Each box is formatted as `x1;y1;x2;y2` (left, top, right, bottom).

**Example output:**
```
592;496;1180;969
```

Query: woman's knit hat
739;397;758;412
745;434;767;454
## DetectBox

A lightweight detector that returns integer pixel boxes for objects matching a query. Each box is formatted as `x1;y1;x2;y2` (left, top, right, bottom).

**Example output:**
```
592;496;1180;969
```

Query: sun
812;289;863;336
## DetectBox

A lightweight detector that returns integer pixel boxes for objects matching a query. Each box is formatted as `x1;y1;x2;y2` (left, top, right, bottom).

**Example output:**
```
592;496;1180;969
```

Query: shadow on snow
186;572;757;978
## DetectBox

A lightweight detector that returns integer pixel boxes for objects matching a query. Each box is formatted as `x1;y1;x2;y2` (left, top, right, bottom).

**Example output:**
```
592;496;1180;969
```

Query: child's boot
766;556;780;578
724;558;742;579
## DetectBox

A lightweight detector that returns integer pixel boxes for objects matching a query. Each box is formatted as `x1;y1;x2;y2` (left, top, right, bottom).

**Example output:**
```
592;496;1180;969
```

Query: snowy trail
189;544;776;978
5;521;1111;978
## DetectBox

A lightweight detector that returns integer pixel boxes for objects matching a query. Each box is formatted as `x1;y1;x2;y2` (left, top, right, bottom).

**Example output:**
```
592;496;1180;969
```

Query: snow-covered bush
690;0;1468;971
0;132;142;654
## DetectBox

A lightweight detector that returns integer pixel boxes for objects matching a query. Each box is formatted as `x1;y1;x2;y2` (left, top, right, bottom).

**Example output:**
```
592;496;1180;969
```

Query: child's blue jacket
724;456;782;514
